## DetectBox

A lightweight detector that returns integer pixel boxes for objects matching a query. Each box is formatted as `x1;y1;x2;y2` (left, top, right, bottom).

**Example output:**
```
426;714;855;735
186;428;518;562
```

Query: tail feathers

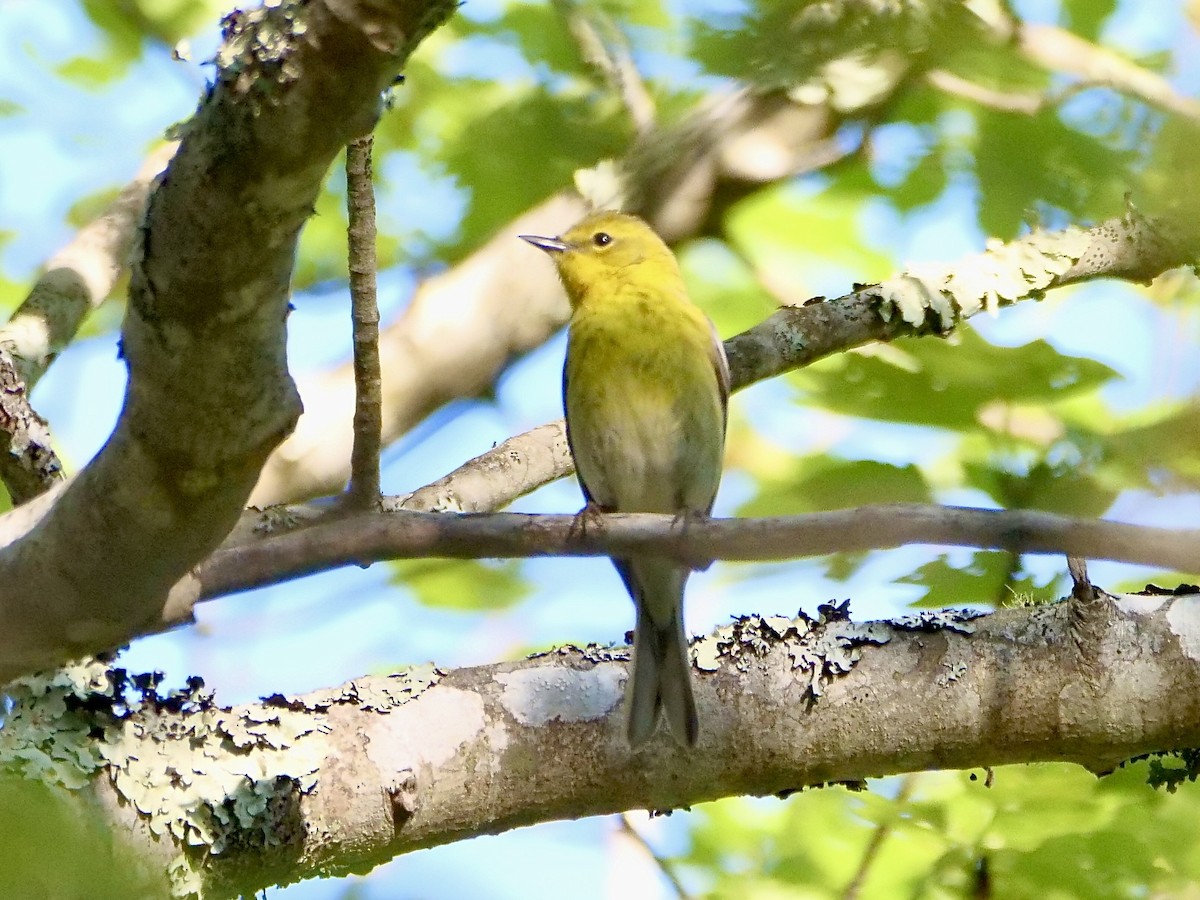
627;609;698;747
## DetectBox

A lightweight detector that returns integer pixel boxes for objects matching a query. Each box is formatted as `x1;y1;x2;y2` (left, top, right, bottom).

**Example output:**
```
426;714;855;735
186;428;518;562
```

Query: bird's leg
670;508;715;572
569;500;611;543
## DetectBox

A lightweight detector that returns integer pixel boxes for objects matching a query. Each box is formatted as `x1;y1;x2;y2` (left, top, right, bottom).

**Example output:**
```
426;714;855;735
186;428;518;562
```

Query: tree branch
0;345;62;504
1016;22;1200;123
0;144;175;391
0;146;176;504
191;503;1200;607
0;0;457;684
346;134;383;506
12;593;1200;896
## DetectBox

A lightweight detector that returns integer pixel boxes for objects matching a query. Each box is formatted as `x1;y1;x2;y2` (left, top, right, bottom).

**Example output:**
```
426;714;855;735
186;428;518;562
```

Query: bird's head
520;211;680;307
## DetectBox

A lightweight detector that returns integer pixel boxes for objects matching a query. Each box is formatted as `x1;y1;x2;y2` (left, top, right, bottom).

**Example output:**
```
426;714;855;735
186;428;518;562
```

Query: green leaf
677;238;776;338
740;457;930;517
898;551;1005;609
795;328;1118;430
391;558;532;611
438;89;628;254
964;459;1118;516
0;777;167;898
1062;0;1119;42
889;138;948;211
726;180;894;299
974;107;1135;239
55;56;130;89
688;0;942;88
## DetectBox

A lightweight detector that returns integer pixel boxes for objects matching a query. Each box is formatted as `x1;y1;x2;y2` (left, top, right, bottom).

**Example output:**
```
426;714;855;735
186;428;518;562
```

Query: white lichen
1166;596;1200;662
1;659;444;898
876;226;1091;329
496;665;624;727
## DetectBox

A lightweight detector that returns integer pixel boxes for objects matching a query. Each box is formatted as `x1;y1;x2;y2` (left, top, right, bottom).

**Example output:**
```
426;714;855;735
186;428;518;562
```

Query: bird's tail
626;563;698;747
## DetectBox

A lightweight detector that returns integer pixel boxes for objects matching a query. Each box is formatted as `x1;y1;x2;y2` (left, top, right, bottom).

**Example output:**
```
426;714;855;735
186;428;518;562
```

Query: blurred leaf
79;0;219;50
889;137;947;211
439;88;628;254
688;789;873;895
795;328;1118;430
974;107;1134;238
726;180;894;300
1107;402;1200;493
55;56;130;89
938;32;1051;95
468;3;584;75
0;777;166;898
822;549;871;582
1062;0;1119;42
740;456;930;516
678;238;777;338
897;551;1008;608
964;457;1118;516
688;0;946;88
392;558;532;611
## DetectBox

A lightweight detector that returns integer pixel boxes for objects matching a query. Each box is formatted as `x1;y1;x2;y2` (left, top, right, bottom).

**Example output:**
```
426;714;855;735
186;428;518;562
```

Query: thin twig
618;813;691;900
193;501;1200;604
842;775;917;900
554;0;655;134
345;135;382;506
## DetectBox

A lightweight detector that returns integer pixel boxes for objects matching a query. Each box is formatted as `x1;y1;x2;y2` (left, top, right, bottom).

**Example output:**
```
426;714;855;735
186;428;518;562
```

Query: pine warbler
521;211;729;747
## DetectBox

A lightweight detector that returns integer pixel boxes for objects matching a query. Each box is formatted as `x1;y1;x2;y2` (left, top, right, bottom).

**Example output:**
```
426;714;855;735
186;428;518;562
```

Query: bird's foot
569;501;611;542
670;508;714;571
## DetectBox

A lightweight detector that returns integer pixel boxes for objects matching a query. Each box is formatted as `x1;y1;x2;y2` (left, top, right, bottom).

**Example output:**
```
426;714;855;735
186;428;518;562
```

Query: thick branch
192;503;1200;605
16;593;1200;896
0;0;456;683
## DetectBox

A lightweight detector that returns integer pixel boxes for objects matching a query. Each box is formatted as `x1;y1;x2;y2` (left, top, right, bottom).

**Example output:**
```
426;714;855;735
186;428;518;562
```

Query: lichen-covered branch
0;0;457;684
8;593;1200;897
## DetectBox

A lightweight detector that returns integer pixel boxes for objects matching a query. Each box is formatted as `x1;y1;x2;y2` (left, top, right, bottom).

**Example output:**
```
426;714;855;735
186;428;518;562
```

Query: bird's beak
519;234;569;254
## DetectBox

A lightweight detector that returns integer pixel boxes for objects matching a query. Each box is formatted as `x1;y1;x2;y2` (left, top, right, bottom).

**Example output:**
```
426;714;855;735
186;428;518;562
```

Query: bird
520;210;729;747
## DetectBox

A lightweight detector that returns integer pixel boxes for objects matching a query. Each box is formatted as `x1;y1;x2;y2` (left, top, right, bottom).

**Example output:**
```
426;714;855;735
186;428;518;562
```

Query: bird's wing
708;318;731;431
562;350;604;510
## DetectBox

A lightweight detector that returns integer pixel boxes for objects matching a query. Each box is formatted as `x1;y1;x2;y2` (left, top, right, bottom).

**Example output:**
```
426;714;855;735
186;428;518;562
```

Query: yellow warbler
521;211;728;747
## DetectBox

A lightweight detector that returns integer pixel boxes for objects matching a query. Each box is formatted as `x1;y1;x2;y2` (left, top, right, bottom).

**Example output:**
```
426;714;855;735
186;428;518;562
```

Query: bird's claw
670;508;714;571
569;501;610;542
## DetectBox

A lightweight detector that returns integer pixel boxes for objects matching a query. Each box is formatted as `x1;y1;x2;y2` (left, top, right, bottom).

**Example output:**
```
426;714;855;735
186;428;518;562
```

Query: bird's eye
592;232;612;247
